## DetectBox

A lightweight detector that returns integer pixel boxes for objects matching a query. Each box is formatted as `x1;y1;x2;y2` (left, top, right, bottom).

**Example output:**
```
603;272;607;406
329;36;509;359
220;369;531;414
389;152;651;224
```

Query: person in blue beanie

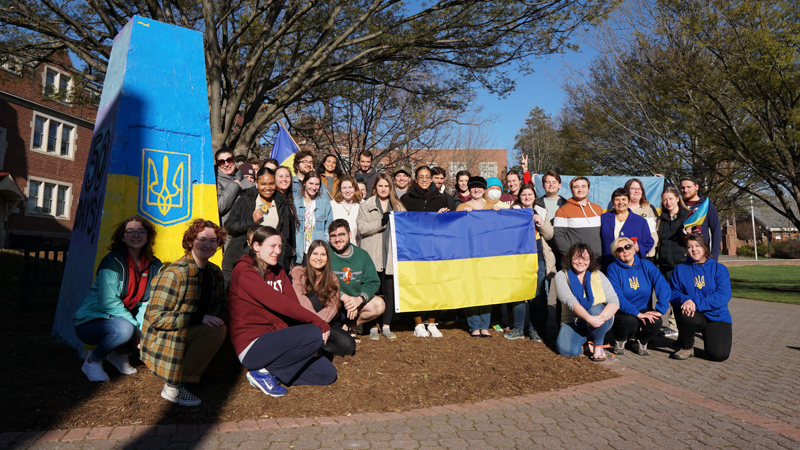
606;237;671;356
670;234;732;361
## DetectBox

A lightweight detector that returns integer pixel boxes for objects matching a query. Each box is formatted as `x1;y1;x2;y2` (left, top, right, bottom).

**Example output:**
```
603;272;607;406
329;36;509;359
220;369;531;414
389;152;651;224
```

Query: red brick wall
0;55;96;238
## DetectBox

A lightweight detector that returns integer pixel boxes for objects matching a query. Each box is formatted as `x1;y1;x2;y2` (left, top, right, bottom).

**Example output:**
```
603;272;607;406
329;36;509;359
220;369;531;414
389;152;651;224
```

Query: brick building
0;53;98;247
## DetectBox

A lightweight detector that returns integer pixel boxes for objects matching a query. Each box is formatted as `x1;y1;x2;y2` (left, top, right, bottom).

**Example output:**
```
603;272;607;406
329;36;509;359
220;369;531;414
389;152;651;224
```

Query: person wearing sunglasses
73;215;163;382
215;147;253;230
599;188;654;270
554;243;619;361
605;237;671;356
140;219;229;406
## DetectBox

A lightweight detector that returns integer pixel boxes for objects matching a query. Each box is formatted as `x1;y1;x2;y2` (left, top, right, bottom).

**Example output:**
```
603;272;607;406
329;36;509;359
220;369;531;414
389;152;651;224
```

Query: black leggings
675;308;732;362
612;311;662;344
322;326;356;357
379;271;394;326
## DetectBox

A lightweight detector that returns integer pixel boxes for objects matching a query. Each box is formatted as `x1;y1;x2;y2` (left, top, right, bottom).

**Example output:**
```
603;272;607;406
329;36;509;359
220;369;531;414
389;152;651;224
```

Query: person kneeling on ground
327;219;385;341
228;226;337;397
606;237;671;356
140;219;228;406
669;234;732;362
291;240;356;358
74;215;163;381
555;243;619;361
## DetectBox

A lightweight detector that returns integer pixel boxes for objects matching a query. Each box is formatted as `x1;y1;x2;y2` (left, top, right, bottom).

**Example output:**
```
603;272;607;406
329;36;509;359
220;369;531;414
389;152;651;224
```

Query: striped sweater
553;198;603;258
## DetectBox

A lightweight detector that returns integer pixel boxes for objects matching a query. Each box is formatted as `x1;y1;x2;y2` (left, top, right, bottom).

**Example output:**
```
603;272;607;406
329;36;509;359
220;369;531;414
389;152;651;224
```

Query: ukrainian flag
684;198;709;229
391;209;538;313
270;122;300;175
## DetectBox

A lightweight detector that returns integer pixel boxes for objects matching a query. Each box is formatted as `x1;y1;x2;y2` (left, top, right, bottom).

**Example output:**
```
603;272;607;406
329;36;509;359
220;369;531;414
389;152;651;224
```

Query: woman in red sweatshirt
228;226;337;397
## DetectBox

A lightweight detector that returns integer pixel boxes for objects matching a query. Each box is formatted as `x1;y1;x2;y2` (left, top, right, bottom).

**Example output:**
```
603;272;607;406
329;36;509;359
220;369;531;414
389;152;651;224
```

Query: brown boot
671;347;694;360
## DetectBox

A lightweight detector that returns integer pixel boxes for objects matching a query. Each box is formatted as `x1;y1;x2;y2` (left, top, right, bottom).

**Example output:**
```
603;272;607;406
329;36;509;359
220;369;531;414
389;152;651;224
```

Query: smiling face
571;249;591;276
571;179;589;202
416;169;432;190
507;173;521;194
686;239;708;263
257;173;276;202
375;178;391;200
544;175;561;196
470;186;485;201
191;227;219;263
359;155;372;172
216;151;236;176
308;245;328;272
519;188;535;208
329;226;350;253
615;240;635;265
394;172;410;189
323;156;337;174
254;235;283;266
613;195;629;214
432;173;445;189
680;180;699;201
275;167;292;192
304;176;321;199
662;192;679;213
628;181;643;204
457;175;470;193
340;180;356;202
122;220;147;253
297;155;314;176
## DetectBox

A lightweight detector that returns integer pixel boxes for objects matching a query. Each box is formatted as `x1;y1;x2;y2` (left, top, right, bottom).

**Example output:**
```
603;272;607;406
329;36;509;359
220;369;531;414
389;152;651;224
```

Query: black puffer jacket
223;188;293;282
400;184;450;212
656;208;690;271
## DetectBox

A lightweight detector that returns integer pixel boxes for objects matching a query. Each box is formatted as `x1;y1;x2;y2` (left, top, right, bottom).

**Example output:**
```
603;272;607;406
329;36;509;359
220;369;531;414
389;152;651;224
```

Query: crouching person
140;219;229;406
228;226;337;397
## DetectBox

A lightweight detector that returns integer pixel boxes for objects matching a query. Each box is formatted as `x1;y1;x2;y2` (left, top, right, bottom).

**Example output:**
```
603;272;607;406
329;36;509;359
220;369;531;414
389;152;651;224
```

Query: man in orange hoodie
552;176;603;259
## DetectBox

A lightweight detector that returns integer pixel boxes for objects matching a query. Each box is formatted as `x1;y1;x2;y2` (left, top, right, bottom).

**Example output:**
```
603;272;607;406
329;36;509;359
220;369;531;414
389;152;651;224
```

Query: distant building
0;53;98;247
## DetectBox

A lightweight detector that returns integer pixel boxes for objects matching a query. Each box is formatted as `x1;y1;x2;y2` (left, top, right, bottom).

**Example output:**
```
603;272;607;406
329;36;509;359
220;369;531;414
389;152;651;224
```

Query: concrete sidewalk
3;298;799;449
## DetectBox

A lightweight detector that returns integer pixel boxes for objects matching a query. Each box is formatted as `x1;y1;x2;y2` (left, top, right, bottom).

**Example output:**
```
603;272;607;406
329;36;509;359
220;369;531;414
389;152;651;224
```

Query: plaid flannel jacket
140;253;227;384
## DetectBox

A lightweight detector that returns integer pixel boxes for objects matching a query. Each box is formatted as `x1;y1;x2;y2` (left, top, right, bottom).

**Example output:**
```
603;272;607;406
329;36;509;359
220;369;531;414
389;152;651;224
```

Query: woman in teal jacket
294;171;333;264
670;234;732;362
73;216;163;381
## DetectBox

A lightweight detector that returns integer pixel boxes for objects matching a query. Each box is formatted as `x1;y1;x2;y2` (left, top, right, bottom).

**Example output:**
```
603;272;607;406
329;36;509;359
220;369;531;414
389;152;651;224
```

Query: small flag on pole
270;121;301;175
683;198;709;230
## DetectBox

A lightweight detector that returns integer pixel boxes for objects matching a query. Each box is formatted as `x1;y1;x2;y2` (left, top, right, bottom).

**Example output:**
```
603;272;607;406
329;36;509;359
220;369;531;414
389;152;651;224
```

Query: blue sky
475;48;597;169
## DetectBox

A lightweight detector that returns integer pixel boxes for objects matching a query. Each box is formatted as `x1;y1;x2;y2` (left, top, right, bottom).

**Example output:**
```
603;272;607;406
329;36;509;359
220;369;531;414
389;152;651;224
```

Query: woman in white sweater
331;174;362;245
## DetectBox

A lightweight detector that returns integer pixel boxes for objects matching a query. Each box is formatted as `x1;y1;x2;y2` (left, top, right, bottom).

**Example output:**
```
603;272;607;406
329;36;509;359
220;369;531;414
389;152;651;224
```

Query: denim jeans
529;262;548;334
556;303;614;356
509;301;527;331
74;317;137;360
466;306;492;332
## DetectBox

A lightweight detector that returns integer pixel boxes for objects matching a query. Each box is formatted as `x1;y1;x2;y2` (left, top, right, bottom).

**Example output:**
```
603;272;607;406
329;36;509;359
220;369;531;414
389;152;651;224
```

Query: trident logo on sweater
629;276;640;291
694;275;705;289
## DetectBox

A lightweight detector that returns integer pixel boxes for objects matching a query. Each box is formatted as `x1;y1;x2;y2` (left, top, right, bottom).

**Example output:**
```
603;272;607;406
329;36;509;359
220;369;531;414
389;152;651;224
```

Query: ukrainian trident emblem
140;148;192;225
629;276;640;291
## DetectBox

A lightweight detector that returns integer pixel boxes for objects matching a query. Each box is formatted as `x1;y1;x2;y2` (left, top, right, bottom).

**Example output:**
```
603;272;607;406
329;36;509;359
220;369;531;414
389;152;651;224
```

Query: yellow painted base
396;254;538;312
94;174;222;275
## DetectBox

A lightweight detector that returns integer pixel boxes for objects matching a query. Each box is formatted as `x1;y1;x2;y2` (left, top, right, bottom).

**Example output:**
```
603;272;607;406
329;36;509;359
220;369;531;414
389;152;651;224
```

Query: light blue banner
533;175;665;210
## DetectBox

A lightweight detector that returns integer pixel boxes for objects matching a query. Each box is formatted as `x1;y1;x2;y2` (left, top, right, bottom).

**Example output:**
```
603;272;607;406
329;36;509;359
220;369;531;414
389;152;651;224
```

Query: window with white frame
31;113;75;158
43;66;73;102
27;177;71;218
479;162;497;179
448;161;467;179
1;58;22;76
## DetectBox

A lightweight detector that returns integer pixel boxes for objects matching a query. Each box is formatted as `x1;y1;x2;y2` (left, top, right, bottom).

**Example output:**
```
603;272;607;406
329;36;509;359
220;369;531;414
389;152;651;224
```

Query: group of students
71;149;732;406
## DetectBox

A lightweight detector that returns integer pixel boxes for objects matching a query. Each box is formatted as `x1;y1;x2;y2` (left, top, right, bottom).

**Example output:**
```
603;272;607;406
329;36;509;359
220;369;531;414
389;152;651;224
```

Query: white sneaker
427;323;443;338
81;353;109;382
414;323;430;337
106;352;137;375
161;385;201;406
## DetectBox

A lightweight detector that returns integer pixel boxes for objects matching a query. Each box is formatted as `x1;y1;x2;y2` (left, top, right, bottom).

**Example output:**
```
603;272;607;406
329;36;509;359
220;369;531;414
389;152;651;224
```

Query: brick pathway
3;298;799;449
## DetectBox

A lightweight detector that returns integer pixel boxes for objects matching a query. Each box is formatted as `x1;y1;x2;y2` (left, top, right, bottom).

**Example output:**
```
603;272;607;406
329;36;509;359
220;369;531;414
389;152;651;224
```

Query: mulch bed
2;307;617;432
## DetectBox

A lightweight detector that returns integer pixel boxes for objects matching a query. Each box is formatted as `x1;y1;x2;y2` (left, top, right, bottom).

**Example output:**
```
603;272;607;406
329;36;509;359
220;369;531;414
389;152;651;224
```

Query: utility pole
750;195;758;261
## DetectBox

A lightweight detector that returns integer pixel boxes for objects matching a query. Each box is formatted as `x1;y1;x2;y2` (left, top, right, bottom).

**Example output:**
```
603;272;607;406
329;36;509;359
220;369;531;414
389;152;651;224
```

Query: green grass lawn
728;266;800;304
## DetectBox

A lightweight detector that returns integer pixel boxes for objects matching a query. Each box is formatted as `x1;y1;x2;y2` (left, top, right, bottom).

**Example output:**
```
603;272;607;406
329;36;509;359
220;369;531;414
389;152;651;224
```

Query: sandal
583;341;595;356
590;349;606;362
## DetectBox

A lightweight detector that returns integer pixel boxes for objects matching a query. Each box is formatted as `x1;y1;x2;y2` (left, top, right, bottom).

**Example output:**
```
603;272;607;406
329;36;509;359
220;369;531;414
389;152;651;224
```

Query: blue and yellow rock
54;16;219;349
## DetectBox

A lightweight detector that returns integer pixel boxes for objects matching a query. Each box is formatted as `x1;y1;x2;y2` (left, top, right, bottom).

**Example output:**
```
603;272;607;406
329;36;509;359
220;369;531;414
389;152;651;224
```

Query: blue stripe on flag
393;209;537;262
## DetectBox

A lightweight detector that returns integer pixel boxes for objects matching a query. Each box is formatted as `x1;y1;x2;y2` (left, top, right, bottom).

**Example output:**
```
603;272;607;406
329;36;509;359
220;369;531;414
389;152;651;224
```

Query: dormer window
43;66;72;102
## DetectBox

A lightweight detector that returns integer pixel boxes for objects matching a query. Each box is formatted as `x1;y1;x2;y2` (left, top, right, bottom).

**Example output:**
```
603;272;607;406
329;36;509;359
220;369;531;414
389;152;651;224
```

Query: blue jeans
466;306;491;332
529;262;548;334
508;301;527;331
74;317;137;360
556;304;614;356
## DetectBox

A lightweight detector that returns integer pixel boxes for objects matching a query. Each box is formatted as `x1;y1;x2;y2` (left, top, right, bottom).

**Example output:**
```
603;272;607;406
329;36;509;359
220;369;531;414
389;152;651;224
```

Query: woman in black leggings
669;234;732;361
290;240;356;358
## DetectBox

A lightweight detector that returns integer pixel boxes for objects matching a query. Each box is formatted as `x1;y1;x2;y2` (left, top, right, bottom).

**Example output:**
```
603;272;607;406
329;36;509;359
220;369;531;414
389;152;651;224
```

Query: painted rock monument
53;16;219;349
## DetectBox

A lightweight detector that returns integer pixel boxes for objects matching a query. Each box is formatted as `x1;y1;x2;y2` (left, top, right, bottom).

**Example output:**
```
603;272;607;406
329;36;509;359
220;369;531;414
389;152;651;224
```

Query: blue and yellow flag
270;122;300;175
684;197;709;229
391;209;538;313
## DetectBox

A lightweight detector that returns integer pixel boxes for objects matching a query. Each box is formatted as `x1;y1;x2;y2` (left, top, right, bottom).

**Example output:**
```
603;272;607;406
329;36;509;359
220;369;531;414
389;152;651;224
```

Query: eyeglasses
572;255;591;262
217;157;234;166
629;187;642;192
330;232;348;240
195;238;218;245
299;158;314;165
615;244;633;254
125;229;147;237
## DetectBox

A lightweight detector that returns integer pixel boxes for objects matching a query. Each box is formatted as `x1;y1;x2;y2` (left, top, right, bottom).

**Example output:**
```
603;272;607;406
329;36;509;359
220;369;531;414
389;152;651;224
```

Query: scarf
411;182;435;200
567;269;606;311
